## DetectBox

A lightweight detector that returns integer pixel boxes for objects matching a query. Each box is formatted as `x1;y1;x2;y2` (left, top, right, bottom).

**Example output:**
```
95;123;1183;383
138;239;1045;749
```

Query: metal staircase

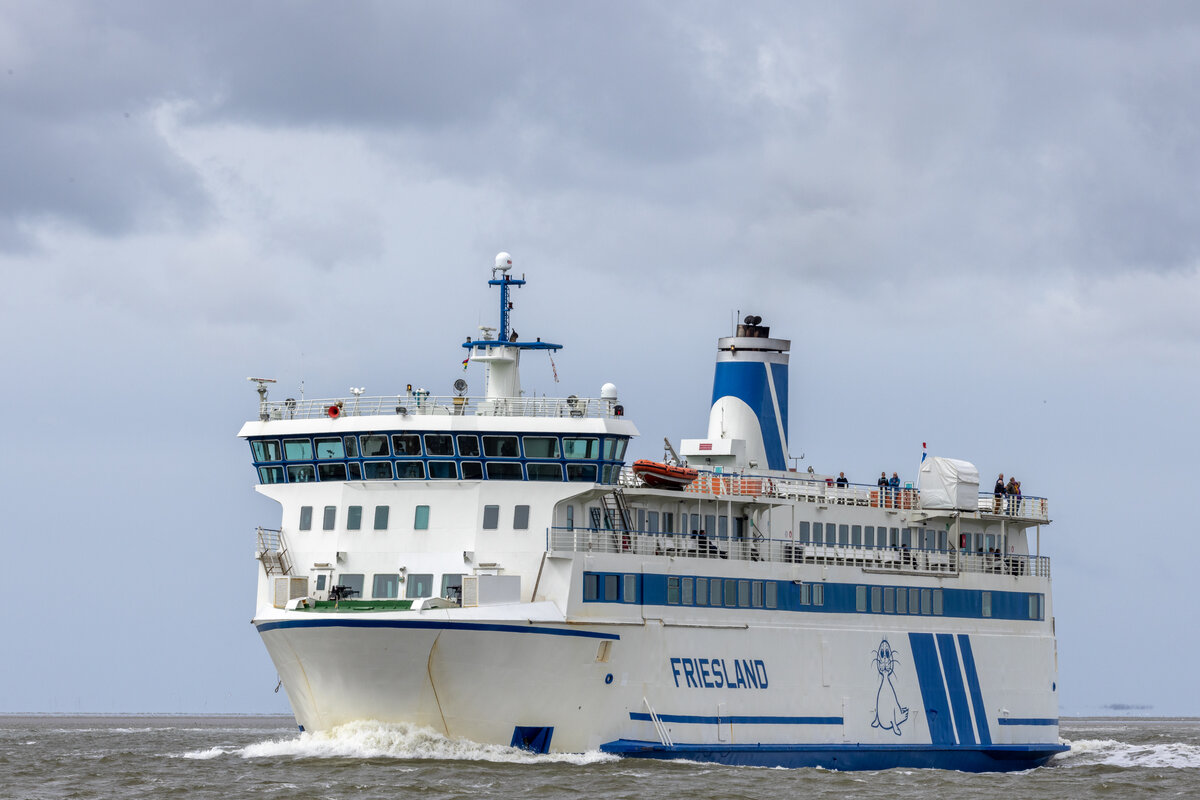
255;527;293;576
599;488;634;551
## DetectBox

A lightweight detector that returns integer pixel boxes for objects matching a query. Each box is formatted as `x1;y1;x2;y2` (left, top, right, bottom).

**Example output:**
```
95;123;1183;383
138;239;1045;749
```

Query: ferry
240;253;1065;771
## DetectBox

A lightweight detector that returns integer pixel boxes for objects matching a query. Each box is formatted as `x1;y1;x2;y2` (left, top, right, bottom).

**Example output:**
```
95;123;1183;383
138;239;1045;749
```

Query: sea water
1;715;1196;799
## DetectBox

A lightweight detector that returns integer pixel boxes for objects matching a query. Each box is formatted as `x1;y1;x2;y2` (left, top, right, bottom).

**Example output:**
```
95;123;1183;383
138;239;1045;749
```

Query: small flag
921;442;927;463
461;354;470;371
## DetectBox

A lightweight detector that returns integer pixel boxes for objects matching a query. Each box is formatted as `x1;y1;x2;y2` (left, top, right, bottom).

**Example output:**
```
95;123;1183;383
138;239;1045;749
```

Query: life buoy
327;405;340;419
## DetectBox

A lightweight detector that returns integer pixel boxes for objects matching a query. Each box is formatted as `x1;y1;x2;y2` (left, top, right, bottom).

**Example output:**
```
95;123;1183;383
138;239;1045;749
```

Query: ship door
313;567;334;601
716;703;730;742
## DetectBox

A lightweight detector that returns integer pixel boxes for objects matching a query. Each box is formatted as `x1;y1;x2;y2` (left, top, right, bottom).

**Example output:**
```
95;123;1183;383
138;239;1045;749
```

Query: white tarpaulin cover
917;457;980;510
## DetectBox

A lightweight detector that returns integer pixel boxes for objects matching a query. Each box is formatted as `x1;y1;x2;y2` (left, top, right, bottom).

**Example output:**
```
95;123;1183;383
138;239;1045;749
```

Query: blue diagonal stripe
957;634;992;745
936;633;975;745
908;632;955;745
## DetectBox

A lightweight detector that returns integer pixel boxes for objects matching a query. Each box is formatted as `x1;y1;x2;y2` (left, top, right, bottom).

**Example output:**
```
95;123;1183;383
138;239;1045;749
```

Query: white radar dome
494;252;513;272
600;382;618;400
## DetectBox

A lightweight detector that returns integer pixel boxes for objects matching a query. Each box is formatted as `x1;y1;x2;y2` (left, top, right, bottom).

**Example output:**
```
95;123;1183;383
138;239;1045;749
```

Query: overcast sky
3;1;1198;717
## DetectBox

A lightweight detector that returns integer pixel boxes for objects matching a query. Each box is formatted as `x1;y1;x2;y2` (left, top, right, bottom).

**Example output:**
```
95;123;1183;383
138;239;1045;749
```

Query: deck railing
257;395;620;421
624;470;1050;523
547;527;1050;579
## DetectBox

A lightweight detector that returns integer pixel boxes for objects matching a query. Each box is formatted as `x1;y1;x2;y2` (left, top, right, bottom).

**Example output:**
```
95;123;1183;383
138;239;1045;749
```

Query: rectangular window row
665;576;786;609
582;572;641;604
331;571;463;600
298;504;428;531
856;585;944;616
253;434;628;463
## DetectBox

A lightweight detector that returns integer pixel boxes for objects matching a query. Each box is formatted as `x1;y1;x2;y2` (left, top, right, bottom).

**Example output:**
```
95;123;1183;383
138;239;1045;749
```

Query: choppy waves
1055;737;1200;769
182;719;617;765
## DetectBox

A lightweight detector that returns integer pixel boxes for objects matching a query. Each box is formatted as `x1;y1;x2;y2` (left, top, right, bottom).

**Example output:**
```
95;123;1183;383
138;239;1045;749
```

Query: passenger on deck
889;472;900;489
878;472;888;488
1006;477;1019;514
836;472;849;488
994;474;1005;512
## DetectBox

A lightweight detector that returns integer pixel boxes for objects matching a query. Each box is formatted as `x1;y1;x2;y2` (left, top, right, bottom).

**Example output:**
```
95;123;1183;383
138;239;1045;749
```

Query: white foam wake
183;720;617;765
1055;738;1200;769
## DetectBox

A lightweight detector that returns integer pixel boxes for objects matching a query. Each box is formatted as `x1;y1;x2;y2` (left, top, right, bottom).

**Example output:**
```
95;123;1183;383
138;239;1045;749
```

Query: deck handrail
256;395;620;421
546;527;1050;579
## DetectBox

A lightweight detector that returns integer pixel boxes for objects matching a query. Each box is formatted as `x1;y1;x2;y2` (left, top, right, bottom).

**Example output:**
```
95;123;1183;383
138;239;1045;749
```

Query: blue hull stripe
255;619;620;640
997;718;1059;726
957;634;992;745
600;739;1069;772
936;633;975;746
630;712;841;725
908;632;955;745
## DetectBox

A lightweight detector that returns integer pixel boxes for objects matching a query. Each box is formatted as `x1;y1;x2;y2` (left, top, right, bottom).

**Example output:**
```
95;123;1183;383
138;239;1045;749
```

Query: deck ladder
643;697;673;747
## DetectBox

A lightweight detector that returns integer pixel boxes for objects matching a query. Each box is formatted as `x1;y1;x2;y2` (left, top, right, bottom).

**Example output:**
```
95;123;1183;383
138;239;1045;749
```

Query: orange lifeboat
631;459;698;490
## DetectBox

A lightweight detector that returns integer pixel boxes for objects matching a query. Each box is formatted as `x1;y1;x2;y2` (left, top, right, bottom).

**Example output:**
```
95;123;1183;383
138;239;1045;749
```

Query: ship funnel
680;317;790;472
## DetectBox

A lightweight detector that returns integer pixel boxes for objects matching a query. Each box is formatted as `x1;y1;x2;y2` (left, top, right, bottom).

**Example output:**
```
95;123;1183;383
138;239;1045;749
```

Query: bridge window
372;574;399;599
317;463;346;481
513;505;530;530
392;434;422;456
428;461;457;479
283;439;313;460
414;505;430;530
373;505;389;530
523;436;560;458
363;461;393;480
563;437;600;459
483;435;519;457
461;462;483;480
347;463;361;480
486;462;523;480
286;465;315;482
299;506;312;530
360;435;389;457
258;466;285;484
527;463;563;481
395;462;425;480
483;505;500;530
347;506;362;530
425;434;454;456
456;435;481;457
315;437;345;459
406;574;434;599
252;440;281;462
567;464;597;482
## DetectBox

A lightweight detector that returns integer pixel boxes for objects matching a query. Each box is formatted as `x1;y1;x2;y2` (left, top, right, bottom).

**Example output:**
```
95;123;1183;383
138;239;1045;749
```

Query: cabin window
513;505;530;530
724;579;737;607
322;506;336;530
523;436;560;458
363;461;392;480
901;528;913;548
871;586;882;613
372;574;400;599
812;584;824;606
487;462;523;480
583;573;599;601
315;574;327;591
604;574;619;602
317;463;347;481
258;466;285;484
566;505;574;531
884;587;895;613
934;589;944;615
667;577;680;605
424;434;454;456
347;506;362;530
336;573;364;598
864;526;875;548
812;522;823;545
921;588;932;615
752;581;763;608
527;463;563;481
441;573;463;599
360;435;389;457
626;574;639;603
299;506;312;530
314;437;345;459
851;525;862;546
563;437;600;459
286;465;316;482
647;511;659;533
704;515;717;538
395;462;426;480
483;505;500;530
252;440;281;462
681;577;694;604
695;577;708;606
710;579;723;606
799;583;811;605
909;588;920;614
483;435;519;458
566;464;597;482
428;461;457;479
896;587;908;614
766;582;778;609
838;525;850;546
982;591;992;617
283;439;313;460
460;462;483;480
856;585;867;612
718;517;729;539
406;574;434;599
414;505;430;530
373;505;389;530
456;435;481;457
391;434;422;456
797;521;810;543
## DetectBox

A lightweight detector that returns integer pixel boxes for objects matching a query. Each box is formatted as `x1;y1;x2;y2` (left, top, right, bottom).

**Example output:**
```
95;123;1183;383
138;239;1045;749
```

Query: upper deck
252;393;624;422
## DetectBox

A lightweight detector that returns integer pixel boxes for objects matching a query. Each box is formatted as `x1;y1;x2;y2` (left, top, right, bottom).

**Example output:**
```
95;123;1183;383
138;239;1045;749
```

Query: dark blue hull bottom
600;739;1069;772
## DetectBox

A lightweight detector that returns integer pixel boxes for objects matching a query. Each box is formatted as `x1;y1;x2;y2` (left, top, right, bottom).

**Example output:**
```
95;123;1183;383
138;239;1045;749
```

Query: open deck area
257;394;621;421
